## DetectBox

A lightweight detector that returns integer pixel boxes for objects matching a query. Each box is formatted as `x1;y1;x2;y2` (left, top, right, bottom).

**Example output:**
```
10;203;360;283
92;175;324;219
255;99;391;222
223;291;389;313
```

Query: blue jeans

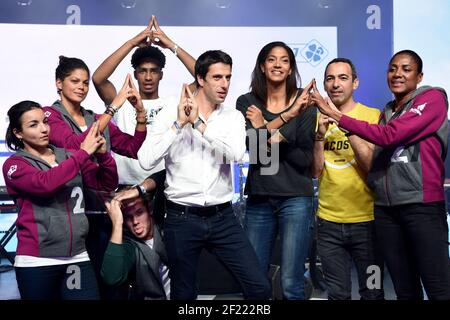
15;261;99;300
163;205;271;300
245;196;314;300
375;202;450;300
317;218;385;300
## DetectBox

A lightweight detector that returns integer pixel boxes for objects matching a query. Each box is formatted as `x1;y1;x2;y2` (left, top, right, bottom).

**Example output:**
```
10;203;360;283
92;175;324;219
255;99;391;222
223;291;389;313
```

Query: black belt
166;200;231;217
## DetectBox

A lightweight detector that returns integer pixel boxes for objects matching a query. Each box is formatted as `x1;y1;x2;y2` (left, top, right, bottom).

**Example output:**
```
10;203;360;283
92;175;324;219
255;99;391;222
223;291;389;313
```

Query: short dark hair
131;46;166;70
123;195;153;215
250;41;300;105
6;100;42;151
389;50;423;74
324;58;358;81
55;55;90;81
194;50;232;87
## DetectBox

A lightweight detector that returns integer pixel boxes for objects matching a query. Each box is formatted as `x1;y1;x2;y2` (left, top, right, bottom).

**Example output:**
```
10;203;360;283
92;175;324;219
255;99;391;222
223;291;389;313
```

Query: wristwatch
192;118;204;130
134;184;147;197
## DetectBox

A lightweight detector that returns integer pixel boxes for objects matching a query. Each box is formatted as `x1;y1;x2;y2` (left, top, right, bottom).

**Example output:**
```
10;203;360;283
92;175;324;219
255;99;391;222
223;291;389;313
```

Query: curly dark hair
131;46;166;70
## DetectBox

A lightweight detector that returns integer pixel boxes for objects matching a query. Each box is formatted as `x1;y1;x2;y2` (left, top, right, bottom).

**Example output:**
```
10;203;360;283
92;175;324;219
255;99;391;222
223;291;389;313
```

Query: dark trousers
317;217;385;300
163;204;271;300
375;202;450;300
15;261;99;300
152;176;167;228
85;214;115;299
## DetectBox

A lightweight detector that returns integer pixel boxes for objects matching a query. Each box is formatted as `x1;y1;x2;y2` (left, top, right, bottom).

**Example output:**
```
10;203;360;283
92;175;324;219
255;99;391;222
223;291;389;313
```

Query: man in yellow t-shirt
312;58;384;300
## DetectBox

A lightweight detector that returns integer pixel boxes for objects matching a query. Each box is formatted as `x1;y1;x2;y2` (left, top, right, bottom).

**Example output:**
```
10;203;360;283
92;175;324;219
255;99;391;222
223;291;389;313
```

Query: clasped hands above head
131;15;175;50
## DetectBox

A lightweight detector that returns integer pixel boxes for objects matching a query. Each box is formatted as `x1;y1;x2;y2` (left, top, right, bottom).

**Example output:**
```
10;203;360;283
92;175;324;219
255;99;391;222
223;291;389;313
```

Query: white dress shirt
113;97;177;185
137;102;246;206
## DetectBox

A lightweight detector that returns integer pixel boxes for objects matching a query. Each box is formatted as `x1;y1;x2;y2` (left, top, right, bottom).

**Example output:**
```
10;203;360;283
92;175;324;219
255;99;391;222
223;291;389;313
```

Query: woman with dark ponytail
42;56;148;299
3;100;118;299
44;56;147;156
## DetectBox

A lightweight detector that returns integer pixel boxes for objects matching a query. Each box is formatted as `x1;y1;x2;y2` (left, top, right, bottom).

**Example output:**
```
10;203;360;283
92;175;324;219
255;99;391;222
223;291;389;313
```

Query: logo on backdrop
288;39;329;67
300;39;329;67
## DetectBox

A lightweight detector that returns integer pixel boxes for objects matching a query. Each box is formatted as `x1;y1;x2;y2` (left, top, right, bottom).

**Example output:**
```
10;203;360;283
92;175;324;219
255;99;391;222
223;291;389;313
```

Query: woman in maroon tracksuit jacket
2;101;118;299
43;56;147;157
41;56;148;297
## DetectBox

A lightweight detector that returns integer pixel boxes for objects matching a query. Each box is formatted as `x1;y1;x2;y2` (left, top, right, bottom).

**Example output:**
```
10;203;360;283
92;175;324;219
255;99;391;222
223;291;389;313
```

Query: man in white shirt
92;16;196;226
138;50;271;300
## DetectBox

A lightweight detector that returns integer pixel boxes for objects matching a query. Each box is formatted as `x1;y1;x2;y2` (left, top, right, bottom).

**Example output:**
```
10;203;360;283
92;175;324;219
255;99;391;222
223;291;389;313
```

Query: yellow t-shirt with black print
317;103;380;223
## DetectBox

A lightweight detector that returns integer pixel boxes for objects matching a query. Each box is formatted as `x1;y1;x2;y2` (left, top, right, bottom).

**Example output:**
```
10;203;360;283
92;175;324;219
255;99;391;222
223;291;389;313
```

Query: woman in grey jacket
3;101;118;299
